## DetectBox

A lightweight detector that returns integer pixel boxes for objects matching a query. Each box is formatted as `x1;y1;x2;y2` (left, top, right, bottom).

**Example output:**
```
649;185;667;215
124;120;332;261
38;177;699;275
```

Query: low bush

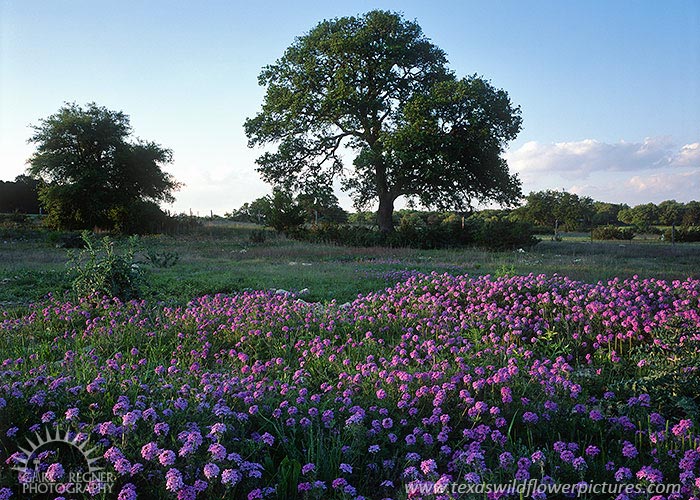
592;225;635;241
475;218;539;250
0;212;32;229
144;249;180;268
664;225;700;242
249;229;268;244
292;213;537;251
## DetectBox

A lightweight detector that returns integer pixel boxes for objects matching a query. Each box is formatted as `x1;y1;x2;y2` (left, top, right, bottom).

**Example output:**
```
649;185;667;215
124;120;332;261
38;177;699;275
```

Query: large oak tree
245;10;523;232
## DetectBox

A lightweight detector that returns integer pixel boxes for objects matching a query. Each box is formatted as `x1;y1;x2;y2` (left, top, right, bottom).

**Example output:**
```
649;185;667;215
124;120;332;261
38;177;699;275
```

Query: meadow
2;221;700;307
1;223;700;499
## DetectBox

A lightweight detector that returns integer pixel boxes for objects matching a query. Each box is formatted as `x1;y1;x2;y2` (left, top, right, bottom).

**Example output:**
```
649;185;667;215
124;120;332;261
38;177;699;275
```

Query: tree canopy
27;102;179;232
245;10;522;232
618;203;661;232
513;190;595;231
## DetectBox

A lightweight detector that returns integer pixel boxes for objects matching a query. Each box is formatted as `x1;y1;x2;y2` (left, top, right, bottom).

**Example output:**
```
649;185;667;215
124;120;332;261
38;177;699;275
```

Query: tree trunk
377;192;394;233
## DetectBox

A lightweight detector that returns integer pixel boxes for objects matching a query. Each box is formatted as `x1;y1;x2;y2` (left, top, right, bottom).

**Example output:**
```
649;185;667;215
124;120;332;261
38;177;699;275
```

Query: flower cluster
1;273;699;499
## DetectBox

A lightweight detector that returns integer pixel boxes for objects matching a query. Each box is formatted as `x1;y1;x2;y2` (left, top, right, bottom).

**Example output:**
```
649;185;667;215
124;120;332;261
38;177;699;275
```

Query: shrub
0;212;33;230
144;249;179;268
291;214;536;251
108;201;175;234
474;218;539;250
296;223;383;247
249;229;268;244
664;226;700;242
263;189;305;234
592;225;635;241
68;232;142;300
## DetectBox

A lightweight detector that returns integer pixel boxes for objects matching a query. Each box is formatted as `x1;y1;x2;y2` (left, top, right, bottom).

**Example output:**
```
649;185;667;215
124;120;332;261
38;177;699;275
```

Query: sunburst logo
12;427;114;496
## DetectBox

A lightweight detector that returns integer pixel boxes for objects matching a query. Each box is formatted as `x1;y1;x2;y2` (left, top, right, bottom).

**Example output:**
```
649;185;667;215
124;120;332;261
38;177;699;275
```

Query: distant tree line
225;187;348;230
222;187;700;248
227;189;700;234
0;175;41;213
509;190;700;233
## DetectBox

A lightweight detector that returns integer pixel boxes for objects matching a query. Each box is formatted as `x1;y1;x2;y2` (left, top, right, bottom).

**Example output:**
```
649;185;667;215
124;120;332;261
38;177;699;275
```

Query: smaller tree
259;189;305;234
682;201;700;226
657;200;685;226
618;203;659;232
225;203;253;223
592;202;627;226
515;190;593;231
296;185;348;224
27;102;179;232
248;198;271;225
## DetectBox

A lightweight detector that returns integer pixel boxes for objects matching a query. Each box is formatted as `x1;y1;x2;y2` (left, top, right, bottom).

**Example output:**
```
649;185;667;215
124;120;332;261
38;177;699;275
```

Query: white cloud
506;137;697;181
626;170;700;197
675;142;700;166
505;137;700;205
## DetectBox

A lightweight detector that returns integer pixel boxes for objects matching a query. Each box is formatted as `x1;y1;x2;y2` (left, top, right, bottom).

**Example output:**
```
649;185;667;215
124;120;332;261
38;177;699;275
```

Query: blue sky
1;0;698;214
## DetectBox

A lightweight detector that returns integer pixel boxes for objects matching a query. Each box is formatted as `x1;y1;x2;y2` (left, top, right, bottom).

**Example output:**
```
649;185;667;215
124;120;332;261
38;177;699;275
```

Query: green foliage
618;203;660;232
592;201;628;226
592;225;635;241
262;189;305;234
68;232;142;300
245;10;522;232
0;212;32;230
51;232;88;248
657;200;685;226
476;218;539;250
291;223;382;247
107;200;175;234
346;211;376;226
225;198;269;224
617;330;700;420
516;193;700;235
27;102;179;232
664;226;700;242
682;201;700;226
275;456;302;500
296;185;348;224
293;212;536;250
144;248;180;268
495;263;516;277
513;190;595;231
230;188;348;227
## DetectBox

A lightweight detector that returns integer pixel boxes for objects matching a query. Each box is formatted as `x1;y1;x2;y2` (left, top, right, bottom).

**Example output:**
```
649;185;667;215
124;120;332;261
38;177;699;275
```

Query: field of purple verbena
1;273;700;499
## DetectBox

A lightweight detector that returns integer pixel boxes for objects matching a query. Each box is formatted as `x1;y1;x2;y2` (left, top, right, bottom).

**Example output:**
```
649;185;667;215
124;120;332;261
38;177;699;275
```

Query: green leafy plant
495;263;516;278
67;231;142;300
145;248;180;268
274;456;301;499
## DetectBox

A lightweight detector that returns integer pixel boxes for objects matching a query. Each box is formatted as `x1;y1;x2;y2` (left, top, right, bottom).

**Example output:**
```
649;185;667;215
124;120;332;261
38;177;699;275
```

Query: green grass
1;221;700;307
